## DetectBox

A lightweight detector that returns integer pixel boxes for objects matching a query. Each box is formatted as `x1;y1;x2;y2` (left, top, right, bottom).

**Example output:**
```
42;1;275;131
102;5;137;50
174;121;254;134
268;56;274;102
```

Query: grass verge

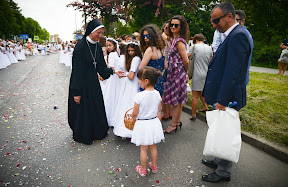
185;72;288;147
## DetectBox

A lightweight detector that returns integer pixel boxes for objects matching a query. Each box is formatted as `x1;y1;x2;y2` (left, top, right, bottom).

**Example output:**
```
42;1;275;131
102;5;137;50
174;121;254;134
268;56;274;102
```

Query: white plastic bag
203;108;242;163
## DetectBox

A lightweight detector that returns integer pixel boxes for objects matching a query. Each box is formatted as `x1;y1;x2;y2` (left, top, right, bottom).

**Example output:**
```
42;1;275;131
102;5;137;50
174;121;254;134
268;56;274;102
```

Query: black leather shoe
202;172;230;183
202;159;217;168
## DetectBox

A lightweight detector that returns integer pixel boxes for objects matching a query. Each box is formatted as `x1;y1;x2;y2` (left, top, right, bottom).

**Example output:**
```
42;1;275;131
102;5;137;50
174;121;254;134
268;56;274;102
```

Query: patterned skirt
163;67;187;106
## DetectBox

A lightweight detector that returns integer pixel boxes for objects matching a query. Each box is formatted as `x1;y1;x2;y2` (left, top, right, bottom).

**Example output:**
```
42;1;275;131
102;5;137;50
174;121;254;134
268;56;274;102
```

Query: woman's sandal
164;125;177;134
199;108;208;112
189;116;196;121
176;122;182;129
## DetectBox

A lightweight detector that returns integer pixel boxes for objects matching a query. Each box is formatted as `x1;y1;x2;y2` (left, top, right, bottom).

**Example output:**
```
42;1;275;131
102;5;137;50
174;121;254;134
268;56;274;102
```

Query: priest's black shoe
202;158;217;168
202;172;230;183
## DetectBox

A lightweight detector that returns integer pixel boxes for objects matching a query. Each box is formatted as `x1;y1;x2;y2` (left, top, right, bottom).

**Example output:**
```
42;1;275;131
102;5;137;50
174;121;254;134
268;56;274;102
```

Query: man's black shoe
202;158;217;168
202;172;230;183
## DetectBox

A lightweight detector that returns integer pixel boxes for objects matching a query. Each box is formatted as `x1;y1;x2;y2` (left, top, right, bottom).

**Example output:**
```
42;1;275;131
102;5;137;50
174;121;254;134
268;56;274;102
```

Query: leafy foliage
226;0;288;45
225;0;287;66
0;0;49;42
67;0;130;35
251;42;280;69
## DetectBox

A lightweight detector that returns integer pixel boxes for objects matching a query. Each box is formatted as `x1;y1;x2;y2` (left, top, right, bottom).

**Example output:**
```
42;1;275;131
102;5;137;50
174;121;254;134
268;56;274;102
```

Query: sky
14;0;85;42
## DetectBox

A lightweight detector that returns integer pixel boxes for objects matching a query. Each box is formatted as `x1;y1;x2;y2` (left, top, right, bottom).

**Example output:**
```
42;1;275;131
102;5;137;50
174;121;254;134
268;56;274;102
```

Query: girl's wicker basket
124;108;134;130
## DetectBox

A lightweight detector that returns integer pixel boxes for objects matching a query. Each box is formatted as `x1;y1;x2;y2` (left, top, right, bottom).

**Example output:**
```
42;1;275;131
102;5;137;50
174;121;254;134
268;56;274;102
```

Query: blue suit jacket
203;25;251;110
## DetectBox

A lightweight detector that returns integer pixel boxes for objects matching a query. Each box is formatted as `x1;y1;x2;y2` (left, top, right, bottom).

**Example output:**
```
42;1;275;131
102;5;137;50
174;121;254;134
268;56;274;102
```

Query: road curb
182;105;288;164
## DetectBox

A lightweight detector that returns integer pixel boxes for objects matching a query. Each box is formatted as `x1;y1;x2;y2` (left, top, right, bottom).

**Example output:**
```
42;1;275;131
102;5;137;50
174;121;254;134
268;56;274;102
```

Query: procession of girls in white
0;38;60;69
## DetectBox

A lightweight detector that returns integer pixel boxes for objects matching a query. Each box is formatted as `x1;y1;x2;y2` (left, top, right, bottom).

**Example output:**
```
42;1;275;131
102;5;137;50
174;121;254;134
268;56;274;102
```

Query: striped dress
163;36;187;106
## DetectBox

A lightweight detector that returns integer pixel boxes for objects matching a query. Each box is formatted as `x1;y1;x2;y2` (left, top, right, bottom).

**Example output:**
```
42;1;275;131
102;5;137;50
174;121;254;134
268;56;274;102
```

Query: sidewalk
249;66;288;75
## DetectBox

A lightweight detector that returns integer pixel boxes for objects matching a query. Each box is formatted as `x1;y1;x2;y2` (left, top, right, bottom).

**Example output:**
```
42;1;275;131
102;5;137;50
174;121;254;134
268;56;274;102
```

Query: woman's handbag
187;45;195;79
203;108;242;163
278;49;288;63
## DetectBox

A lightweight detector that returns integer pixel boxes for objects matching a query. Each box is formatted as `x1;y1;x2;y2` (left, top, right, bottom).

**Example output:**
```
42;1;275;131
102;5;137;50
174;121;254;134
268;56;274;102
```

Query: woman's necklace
86;39;98;68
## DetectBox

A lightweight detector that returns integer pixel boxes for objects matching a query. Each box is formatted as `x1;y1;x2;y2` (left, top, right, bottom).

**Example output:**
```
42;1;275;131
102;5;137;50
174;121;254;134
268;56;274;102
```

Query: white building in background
49;34;60;43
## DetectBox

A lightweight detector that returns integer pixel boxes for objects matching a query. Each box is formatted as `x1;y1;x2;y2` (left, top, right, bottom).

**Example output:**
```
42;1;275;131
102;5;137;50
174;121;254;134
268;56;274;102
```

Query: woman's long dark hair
168;15;190;42
139;24;165;53
125;43;142;72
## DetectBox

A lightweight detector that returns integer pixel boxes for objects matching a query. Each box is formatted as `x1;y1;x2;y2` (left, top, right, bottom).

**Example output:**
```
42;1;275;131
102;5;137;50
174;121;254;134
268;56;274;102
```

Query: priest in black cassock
68;19;125;145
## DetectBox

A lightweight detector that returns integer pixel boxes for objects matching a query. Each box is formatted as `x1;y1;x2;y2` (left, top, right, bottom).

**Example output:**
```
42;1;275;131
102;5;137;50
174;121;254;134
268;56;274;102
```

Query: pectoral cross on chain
93;61;97;68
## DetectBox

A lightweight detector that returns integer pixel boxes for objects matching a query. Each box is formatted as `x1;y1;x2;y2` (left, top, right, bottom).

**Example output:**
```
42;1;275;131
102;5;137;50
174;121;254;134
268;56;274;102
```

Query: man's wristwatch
113;69;115;74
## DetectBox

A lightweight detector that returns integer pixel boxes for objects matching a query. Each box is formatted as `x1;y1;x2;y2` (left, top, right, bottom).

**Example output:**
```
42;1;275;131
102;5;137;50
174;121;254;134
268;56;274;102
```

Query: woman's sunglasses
211;12;229;24
170;24;179;28
162;26;167;32
143;34;150;39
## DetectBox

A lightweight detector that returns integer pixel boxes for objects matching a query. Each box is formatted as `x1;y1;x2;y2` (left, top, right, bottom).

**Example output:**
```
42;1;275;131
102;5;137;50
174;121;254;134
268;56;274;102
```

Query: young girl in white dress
98;36;108;91
64;45;73;67
0;43;11;68
131;66;165;176
113;42;142;137
15;43;26;61
102;38;122;126
6;45;18;64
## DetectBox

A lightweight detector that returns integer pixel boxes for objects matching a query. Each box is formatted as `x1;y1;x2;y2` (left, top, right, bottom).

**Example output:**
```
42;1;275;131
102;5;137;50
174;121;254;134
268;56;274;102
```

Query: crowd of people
67;2;255;182
0;39;60;69
58;41;77;67
2;1;284;183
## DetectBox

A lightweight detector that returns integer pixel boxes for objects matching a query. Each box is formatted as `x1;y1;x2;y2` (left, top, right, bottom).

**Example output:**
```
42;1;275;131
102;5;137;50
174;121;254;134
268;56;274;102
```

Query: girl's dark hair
137;66;162;87
161;20;170;33
106;38;118;56
119;43;126;55
125;43;142;72
168;15;190;42
139;24;165;53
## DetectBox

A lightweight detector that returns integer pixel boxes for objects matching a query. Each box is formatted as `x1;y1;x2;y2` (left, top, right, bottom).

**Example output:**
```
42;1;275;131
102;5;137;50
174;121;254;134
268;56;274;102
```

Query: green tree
227;0;288;44
0;0;25;38
226;0;288;67
0;0;50;41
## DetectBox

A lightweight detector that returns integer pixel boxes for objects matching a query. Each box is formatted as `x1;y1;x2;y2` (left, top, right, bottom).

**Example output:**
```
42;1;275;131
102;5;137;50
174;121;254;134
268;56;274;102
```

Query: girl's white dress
113;56;141;137
59;46;66;64
102;51;122;126
64;48;73;67
15;46;26;61
131;90;165;146
0;47;11;68
0;51;8;69
6;48;18;64
99;54;109;95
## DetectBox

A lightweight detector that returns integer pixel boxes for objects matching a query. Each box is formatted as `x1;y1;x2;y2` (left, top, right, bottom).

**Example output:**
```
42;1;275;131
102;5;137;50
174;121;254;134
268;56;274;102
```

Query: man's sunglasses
170;24;179;28
143;34;150;39
211;12;229;24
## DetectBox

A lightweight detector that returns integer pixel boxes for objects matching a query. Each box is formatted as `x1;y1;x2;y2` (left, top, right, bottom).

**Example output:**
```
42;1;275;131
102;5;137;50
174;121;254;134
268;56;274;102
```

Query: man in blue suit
201;2;251;183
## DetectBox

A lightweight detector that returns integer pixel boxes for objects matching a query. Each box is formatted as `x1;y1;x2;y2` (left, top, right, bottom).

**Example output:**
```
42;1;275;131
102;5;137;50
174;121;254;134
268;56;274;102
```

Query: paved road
250;66;288;76
0;54;287;187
